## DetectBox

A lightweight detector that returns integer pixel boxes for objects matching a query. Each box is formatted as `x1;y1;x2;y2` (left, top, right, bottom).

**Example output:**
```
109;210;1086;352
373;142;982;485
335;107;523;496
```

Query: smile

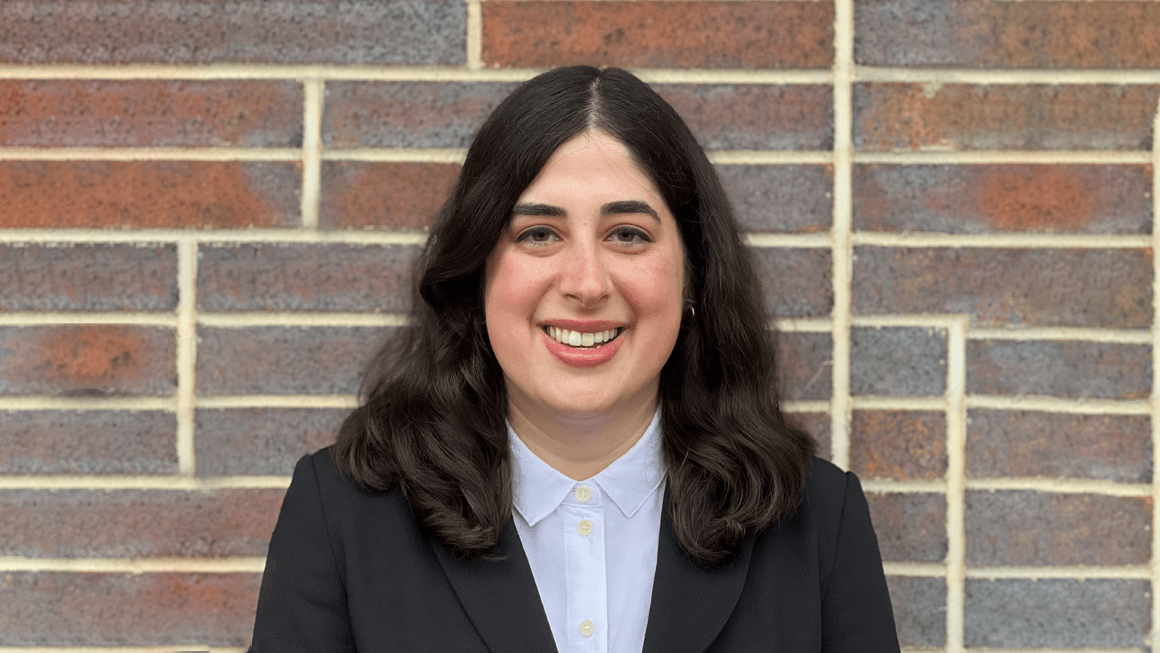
542;326;624;349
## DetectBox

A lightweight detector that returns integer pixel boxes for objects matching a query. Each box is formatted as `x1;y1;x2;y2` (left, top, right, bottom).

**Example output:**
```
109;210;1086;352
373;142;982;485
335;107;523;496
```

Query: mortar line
0;229;429;245
967;327;1151;344
0;64;831;84
957;649;1146;653
965;566;1151;580
1150;98;1159;653
196;394;359;409
0;649;245;653
965;395;1151;415
881;562;947;577
746;233;831;248
321;148;836;165
829;0;854;472
197;312;408;327
0;147;301;161
4;63;1157;85
324;148;467;162
0;397;175;411
0;556;267;573
855;65;1160;86
782;400;831;413
861;479;947;493
0;476;291;490
854;150;1152;165
851;395;947;411
707;150;833;165
966;478;1152;497
0;313;177;326
300;77;324;229
945;318;968;653
773;317;832;332
175;239;197;476
853;232;1151;249
466;0;484;70
852;314;969;329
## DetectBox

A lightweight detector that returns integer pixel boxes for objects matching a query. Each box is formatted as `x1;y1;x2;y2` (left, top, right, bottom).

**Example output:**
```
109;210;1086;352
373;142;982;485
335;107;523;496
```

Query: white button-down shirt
509;411;666;653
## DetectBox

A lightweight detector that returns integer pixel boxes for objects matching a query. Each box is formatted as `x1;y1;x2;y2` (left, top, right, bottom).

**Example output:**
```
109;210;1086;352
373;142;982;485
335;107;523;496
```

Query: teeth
545;327;622;348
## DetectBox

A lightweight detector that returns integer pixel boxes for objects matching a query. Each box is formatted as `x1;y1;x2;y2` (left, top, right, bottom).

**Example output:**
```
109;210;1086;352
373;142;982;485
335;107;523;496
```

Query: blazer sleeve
820;471;900;653
250;454;357;652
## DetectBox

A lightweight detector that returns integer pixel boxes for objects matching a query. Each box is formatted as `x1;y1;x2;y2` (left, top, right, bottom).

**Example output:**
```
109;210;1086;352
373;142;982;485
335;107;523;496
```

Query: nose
558;240;611;308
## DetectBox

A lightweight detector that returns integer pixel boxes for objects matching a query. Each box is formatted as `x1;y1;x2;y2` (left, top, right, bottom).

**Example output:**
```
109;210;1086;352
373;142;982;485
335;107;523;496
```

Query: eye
515;226;560;245
608;227;651;246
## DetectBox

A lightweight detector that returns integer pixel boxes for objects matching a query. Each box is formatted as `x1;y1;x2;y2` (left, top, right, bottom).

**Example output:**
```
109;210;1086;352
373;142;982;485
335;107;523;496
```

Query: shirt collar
509;408;666;526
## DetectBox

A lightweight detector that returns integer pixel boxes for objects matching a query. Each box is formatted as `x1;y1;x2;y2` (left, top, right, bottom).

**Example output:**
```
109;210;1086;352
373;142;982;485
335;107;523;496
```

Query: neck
507;396;658;481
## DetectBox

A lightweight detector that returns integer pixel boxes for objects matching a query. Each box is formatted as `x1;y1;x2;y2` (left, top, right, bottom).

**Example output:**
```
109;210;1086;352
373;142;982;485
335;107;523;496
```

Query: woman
250;66;898;652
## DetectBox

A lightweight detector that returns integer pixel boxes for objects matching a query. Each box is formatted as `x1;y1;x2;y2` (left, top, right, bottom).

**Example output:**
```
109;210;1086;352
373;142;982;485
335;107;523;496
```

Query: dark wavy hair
333;66;815;565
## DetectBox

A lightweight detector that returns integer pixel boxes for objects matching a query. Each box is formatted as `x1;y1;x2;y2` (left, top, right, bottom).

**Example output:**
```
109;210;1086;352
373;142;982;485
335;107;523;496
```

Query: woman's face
483;130;685;422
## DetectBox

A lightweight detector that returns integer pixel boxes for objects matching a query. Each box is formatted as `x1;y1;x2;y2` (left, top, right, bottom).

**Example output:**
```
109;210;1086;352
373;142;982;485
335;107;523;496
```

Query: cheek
484;251;544;321
622;257;685;321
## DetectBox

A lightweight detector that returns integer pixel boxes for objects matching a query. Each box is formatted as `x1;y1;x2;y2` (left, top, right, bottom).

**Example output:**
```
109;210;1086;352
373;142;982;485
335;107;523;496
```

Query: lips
539;323;626;368
542;326;624;348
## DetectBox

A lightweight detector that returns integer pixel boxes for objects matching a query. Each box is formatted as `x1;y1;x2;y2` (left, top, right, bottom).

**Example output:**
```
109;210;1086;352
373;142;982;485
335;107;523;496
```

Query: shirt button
575;485;592;502
579;619;595;637
577;519;593;536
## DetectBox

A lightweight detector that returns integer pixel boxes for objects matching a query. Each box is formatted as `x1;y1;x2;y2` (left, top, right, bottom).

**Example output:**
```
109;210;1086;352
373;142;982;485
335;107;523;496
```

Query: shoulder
801;456;858;514
286;447;415;540
753;457;869;557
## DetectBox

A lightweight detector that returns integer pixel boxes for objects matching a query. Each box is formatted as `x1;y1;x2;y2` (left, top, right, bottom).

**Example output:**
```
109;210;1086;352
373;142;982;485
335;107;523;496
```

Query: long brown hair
332;66;815;565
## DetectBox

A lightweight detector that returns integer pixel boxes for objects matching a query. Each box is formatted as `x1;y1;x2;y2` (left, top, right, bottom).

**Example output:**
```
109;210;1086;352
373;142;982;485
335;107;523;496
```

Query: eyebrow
511;203;565;217
602;200;660;222
511;200;659;222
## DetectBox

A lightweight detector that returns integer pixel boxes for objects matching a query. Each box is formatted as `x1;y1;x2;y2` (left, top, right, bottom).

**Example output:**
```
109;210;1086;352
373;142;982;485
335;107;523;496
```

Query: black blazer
251;449;899;652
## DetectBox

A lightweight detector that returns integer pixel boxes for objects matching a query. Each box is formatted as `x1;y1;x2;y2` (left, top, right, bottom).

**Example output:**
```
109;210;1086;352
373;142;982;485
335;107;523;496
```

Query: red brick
0;80;300;147
656;85;833;151
968;340;1151;400
789;412;830;461
0;161;300;229
966;491;1150;566
0;1;465;65
0;326;174;396
852;411;947;481
853;84;1160;151
320;162;459;230
195;408;345;476
853;248;1153;328
777;331;832;401
967;410;1151;483
854;164;1152;234
0;244;176;311
0;572;259;646
323;81;517;148
0;410;176;474
851;327;947;396
887;576;946;648
751;247;832;318
482;1;833;69
857;0;1160;69
197;243;420;312
965;579;1149;647
197;326;388;396
867;493;947;562
0;488;282;558
718;165;832;234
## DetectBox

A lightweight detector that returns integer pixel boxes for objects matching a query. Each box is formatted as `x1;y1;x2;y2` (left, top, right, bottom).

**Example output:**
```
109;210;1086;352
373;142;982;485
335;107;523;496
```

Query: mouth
542;326;625;349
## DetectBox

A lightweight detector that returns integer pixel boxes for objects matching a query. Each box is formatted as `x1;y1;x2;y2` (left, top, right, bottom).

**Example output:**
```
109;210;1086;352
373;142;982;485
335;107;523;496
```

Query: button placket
564;483;607;652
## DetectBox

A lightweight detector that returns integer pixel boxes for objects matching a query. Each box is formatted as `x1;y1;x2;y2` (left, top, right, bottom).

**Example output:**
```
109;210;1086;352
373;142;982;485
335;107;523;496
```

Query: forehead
518;130;666;207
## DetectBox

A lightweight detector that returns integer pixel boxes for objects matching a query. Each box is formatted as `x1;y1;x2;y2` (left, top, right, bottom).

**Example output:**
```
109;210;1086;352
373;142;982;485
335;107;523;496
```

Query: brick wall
0;1;1155;650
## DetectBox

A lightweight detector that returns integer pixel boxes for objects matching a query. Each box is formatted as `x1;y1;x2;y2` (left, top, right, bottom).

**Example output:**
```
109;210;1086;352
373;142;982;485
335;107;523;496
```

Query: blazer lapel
431;518;558;653
642;488;755;653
